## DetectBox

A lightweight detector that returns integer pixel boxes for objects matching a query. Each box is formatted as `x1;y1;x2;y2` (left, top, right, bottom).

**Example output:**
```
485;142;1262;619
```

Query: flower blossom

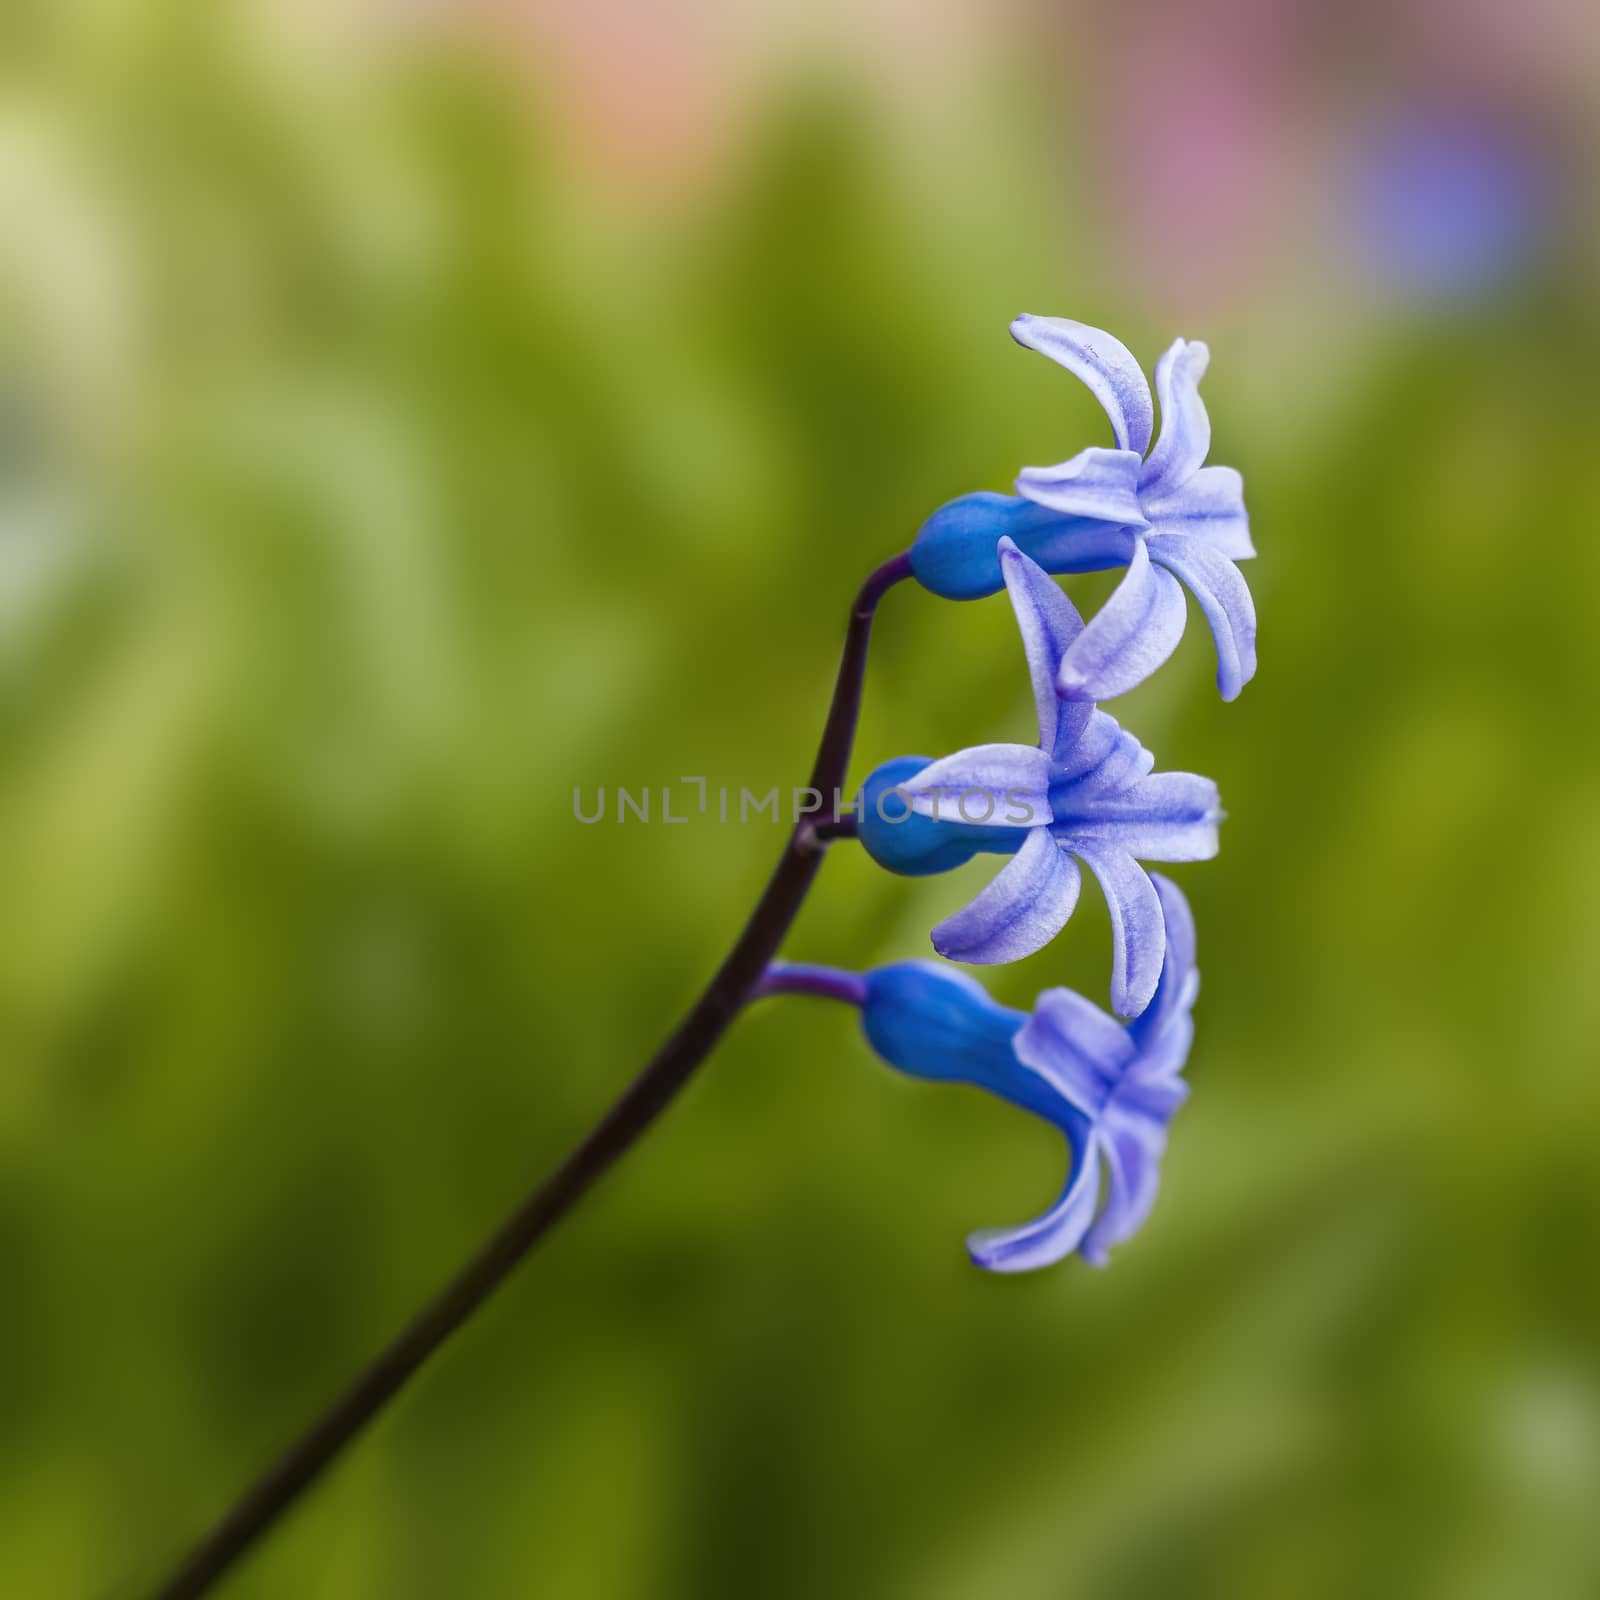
910;316;1257;701
859;537;1219;1017
758;876;1199;1272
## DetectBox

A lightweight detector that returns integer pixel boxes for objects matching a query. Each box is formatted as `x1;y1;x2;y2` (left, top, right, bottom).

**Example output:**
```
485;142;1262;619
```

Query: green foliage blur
4;7;1600;1598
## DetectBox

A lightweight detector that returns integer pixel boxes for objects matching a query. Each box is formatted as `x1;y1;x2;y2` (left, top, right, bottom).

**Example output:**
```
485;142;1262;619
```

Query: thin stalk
810;813;859;843
146;548;914;1600
751;962;869;1007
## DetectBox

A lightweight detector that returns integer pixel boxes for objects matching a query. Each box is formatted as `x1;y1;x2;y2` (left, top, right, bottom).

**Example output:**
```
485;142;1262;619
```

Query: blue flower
910;316;1257;701
844;873;1198;1272
859;538;1219;1017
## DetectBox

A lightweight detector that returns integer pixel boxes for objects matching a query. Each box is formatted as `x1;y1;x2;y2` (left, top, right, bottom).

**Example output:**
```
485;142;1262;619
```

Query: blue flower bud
856;755;1025;878
860;961;1025;1090
909;492;1055;599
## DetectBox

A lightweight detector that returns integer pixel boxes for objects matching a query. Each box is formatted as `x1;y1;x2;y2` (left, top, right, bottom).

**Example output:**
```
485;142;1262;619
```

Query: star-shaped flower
910;315;1257;701
859;537;1219;1017
853;873;1199;1271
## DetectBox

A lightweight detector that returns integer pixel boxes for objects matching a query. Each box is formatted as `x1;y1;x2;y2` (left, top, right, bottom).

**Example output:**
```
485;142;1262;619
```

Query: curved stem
752;962;869;1008
146;547;914;1600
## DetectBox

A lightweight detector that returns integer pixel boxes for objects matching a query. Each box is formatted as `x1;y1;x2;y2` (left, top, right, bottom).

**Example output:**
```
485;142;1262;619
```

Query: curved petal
998;537;1093;760
931;828;1081;964
968;1121;1103;1273
1054;710;1156;796
1009;315;1154;455
1055;771;1222;862
1014;986;1134;1118
1079;1124;1165;1267
1132;874;1199;1050
903;744;1051;829
1142;464;1254;560
1070;843;1166;1019
1057;539;1188;703
1148;534;1258;701
1016;447;1151;528
1139;339;1212;501
1121;1056;1194;1138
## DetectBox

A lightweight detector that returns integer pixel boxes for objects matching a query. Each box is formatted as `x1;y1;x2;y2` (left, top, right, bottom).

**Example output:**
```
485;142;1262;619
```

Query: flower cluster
763;317;1255;1272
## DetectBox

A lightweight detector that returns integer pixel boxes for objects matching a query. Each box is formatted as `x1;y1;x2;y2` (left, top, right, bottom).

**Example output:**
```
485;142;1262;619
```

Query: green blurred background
4;3;1599;1596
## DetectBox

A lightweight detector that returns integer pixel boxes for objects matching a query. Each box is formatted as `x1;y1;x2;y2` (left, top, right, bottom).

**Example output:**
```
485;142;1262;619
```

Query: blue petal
1015;446;1151;529
1014;985;1135;1118
1079;1124;1165;1267
903;744;1052;830
1131;874;1199;1051
1057;538;1188;702
968;1119;1102;1273
1054;710;1156;797
1127;1005;1198;1086
1009;315;1155;456
1142;465;1254;560
1139;339;1212;502
1113;1070;1190;1125
1054;771;1222;862
931;827;1081;965
1148;534;1258;701
856;756;1026;877
1069;843;1166;1018
997;537;1093;761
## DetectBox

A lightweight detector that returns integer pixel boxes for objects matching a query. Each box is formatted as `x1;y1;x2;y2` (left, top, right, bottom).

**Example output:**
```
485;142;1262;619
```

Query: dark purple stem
144;547;914;1600
811;813;859;843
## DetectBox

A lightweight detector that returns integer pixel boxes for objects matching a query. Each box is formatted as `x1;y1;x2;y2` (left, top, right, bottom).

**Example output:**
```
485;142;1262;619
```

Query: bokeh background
4;2;1599;1596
